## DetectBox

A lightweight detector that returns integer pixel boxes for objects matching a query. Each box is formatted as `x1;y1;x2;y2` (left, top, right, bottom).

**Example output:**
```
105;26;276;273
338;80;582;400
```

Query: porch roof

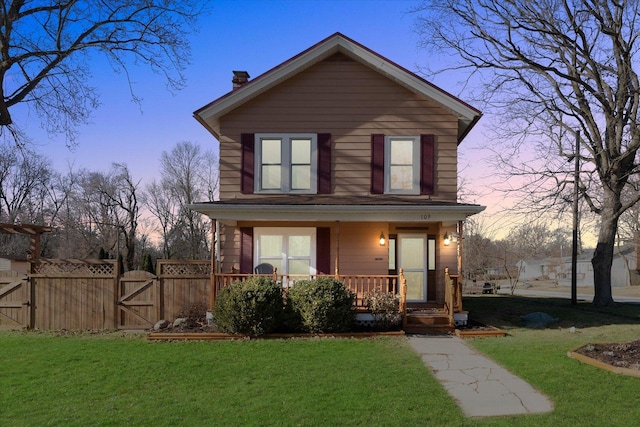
189;196;485;225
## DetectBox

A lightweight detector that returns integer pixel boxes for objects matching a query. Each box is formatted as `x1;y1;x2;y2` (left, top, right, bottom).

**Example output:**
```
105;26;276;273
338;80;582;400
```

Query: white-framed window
255;133;317;194
254;227;316;275
385;136;420;195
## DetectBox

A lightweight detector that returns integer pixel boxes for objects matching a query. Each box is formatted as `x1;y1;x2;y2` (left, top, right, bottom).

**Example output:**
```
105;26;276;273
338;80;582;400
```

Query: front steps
404;308;454;335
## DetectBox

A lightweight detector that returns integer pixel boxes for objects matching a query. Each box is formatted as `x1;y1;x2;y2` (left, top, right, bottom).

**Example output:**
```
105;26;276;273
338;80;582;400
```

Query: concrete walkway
408;335;553;418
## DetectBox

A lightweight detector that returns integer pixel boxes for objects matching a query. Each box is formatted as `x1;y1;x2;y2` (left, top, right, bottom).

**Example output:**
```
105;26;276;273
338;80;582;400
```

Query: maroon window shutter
239;227;253;274
420;134;435;195
370;134;385;194
317;133;332;194
241;133;254;194
316;227;331;275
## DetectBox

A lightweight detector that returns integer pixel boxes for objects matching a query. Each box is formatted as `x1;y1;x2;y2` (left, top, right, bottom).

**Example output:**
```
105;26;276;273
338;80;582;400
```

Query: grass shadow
463;294;640;330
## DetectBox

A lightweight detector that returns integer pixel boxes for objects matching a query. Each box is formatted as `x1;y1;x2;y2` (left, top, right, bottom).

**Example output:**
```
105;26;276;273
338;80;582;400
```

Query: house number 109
421;214;431;220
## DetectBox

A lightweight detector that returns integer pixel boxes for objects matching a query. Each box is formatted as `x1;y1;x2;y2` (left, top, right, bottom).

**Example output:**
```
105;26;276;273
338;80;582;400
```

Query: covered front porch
190;197;482;332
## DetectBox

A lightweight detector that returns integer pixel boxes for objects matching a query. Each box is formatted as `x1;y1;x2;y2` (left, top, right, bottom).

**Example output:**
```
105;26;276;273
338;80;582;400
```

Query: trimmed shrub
287;277;356;333
364;291;402;331
212;277;284;335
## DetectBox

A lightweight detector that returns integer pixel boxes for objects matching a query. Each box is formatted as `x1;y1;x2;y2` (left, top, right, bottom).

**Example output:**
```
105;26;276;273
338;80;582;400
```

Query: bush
364;291;402;331
287;277;356;333
212;277;284;335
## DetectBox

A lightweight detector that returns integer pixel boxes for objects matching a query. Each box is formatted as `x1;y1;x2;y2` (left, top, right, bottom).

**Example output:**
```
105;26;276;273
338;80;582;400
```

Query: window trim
384;135;420;195
254;133;318;194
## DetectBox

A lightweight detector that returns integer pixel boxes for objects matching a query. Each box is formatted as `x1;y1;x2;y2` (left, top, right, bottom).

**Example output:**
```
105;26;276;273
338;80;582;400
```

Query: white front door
398;235;427;302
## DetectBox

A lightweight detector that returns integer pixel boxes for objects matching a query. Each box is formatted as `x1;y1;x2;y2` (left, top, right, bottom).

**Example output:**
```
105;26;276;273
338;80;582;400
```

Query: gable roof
194;32;481;141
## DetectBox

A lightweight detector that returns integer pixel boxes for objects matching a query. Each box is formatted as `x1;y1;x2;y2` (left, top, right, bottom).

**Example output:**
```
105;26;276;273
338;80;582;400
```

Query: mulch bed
568;340;640;377
147;323;406;341
147;329;405;341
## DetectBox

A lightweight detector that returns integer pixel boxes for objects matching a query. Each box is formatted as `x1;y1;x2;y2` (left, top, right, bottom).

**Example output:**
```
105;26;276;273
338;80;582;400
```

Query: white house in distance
516;246;639;288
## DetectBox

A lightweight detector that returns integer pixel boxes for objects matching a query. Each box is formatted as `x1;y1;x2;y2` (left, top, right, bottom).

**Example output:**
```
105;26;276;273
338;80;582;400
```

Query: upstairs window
256;133;317;193
385;136;420;194
371;134;434;195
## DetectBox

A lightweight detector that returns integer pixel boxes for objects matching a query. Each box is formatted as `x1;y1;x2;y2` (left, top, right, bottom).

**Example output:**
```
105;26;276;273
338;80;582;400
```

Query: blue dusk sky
17;0;492;209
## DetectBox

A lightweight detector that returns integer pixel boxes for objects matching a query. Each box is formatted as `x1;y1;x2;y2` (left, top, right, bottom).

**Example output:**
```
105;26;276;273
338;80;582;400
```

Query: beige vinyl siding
218;53;459;201
335;222;388;275
218;223;240;273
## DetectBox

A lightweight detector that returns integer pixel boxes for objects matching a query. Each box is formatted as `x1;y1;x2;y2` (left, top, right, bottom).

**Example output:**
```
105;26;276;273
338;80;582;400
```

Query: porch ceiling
189;198;485;225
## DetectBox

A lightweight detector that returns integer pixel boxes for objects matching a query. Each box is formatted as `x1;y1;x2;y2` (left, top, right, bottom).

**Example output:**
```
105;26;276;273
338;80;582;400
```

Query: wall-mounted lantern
444;232;458;246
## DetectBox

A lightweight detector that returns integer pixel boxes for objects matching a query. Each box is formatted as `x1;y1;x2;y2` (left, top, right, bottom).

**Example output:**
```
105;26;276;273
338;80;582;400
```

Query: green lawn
2;295;640;426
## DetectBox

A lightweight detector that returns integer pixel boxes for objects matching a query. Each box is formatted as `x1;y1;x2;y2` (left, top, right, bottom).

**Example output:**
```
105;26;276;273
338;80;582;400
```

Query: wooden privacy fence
0;259;211;331
0;271;30;330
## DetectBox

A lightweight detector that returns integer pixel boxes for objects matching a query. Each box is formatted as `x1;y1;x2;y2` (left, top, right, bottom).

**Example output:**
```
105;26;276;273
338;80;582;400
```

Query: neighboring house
517;246;639;288
516;259;549;281
190;33;484;314
0;255;29;274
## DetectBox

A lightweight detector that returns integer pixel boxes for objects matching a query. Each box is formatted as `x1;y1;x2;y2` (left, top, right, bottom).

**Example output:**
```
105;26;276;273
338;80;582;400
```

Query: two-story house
190;33;484;326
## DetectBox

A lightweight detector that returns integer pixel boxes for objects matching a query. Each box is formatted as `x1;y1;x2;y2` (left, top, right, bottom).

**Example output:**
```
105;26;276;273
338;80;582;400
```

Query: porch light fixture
379;232;386;246
444;232;452;246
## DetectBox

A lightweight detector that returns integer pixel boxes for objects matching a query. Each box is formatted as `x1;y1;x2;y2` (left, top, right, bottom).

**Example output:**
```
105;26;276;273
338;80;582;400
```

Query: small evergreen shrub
212;277;284;335
364;291;402;331
287;277;356;333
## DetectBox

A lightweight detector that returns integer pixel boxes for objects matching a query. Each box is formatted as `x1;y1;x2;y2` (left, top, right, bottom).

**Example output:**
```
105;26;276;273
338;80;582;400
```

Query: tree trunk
591;204;617;306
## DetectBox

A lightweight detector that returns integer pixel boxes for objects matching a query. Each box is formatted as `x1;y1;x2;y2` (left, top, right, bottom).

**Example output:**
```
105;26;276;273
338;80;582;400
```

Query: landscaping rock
154;319;170;330
520;312;558;329
173;317;188;328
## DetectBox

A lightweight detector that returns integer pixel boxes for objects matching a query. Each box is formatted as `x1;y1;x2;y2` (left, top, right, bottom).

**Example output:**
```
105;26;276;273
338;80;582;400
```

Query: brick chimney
232;71;250;90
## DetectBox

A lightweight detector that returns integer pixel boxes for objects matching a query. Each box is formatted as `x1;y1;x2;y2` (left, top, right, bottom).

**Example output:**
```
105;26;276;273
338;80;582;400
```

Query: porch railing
210;272;402;311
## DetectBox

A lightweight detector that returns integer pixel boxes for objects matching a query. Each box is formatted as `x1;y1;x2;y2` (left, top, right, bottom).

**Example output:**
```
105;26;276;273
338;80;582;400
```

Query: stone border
147;330;405;341
568;344;640;378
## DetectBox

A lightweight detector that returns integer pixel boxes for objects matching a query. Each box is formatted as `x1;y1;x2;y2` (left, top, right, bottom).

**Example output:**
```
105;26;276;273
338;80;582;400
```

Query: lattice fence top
31;259;116;276
159;261;211;276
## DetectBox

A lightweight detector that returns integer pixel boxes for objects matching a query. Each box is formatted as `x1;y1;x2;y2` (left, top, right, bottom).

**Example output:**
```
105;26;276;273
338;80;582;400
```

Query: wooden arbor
0;223;52;260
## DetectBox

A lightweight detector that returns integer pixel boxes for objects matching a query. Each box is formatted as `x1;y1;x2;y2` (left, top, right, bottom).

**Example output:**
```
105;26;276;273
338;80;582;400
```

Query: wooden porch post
209;219;217;310
399;268;407;329
457;220;463;277
334;221;340;278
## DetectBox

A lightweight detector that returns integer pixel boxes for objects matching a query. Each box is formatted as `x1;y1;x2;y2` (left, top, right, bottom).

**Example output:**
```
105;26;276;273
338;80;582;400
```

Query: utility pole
571;131;580;305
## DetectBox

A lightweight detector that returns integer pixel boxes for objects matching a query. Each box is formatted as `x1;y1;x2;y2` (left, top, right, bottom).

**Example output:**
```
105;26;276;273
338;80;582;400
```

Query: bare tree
0;144;52;255
0;145;52;224
77;163;141;270
0;0;203;145
415;0;640;305
145;179;176;259
147;141;217;259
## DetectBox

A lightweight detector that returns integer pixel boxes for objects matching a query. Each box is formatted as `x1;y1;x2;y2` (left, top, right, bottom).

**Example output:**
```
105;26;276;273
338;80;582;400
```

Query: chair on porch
254;263;274;274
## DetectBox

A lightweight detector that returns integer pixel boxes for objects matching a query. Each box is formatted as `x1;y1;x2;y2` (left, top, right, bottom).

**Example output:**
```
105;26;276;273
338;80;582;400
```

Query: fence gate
0;272;30;329
117;270;159;329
